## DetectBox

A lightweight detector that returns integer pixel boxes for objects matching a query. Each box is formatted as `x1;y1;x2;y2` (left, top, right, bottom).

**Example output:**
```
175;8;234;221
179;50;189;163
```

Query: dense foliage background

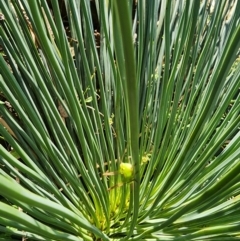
0;0;239;240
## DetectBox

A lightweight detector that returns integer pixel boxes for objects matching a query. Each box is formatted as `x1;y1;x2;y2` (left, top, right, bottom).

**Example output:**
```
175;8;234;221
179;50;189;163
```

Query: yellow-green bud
120;162;133;179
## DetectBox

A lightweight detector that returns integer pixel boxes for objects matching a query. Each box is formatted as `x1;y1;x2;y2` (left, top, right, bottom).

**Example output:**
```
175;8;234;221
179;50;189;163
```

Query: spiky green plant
0;0;240;240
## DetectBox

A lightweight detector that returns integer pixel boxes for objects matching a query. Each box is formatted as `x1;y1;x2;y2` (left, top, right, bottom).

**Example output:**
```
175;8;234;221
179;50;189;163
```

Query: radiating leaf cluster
0;0;239;240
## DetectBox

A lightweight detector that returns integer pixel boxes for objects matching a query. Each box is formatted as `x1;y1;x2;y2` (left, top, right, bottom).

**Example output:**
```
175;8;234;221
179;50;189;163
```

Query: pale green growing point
120;162;133;179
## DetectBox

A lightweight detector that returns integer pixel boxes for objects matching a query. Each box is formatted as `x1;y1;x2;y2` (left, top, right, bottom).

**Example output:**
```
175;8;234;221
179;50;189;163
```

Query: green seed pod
120;162;133;180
